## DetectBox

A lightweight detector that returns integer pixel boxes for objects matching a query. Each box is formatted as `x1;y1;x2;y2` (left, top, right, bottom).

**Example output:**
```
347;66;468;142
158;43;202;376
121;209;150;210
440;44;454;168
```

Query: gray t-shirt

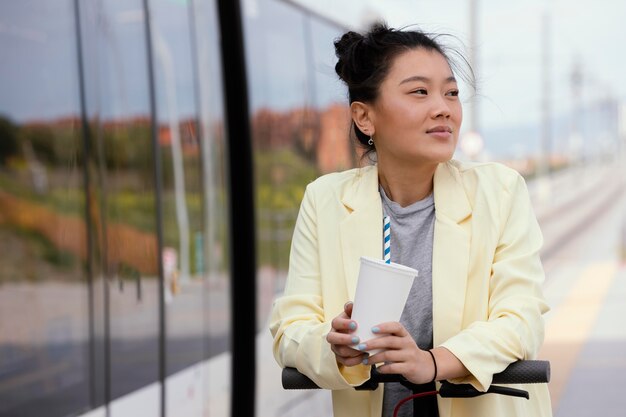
379;186;438;417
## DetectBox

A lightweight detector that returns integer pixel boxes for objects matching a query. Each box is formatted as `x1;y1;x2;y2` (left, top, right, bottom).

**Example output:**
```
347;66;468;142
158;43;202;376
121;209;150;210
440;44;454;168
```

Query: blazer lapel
337;161;472;342
432;162;472;346
339;166;383;299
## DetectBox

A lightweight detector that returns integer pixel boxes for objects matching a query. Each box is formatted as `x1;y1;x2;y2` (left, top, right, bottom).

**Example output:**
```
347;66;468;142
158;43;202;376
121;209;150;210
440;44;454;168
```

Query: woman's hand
326;301;367;367
358;321;436;385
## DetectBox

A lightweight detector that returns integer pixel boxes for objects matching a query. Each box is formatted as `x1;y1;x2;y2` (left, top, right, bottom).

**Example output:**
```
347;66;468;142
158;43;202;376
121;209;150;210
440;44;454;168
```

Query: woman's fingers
326;301;368;366
330;343;362;359
343;301;353;317
353;327;436;384
326;329;359;346
330;339;368;366
365;345;409;365
375;362;404;375
370;321;409;337
375;349;435;385
337;320;435;384
357;334;405;353
330;316;357;334
337;352;368;367
328;329;367;366
327;301;367;367
354;322;416;366
354;322;411;354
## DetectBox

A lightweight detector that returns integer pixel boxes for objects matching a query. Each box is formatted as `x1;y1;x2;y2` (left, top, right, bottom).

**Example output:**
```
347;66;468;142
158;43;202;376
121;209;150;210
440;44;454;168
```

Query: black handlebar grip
491;360;551;385
282;367;321;390
282;360;550;390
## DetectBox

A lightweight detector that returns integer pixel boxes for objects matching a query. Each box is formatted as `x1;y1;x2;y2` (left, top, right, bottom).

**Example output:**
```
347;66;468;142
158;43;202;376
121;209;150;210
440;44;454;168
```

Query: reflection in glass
151;1;204;376
0;1;91;416
86;0;160;401
189;0;232;416
1;0;234;415
244;1;348;416
150;0;210;387
244;0;351;329
244;0;316;333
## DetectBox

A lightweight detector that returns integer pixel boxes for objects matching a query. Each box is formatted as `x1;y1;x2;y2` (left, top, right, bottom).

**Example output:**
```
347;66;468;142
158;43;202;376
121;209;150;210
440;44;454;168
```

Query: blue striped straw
383;216;391;264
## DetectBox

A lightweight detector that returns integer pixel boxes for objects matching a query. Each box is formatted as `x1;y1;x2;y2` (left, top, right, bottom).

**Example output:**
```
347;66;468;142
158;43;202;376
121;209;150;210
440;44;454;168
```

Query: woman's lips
426;126;452;139
427;130;452;139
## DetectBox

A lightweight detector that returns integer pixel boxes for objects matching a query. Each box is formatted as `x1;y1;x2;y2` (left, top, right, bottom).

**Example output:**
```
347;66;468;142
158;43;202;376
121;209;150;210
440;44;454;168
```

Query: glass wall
189;0;233;405
244;0;313;332
150;0;232;416
0;1;92;416
151;0;206;379
0;0;231;416
90;0;161;401
244;0;351;327
242;1;352;416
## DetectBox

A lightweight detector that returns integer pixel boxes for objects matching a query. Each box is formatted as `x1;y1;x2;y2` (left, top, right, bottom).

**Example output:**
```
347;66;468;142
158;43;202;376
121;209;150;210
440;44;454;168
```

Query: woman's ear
351;101;375;136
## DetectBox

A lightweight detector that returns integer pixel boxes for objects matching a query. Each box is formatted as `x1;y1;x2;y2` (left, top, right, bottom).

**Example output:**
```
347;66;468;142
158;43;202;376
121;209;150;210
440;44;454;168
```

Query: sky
290;0;626;157
3;0;625;159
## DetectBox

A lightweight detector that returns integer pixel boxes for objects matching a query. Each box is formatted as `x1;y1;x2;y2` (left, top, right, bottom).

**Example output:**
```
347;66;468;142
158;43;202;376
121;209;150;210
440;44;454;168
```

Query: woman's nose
430;95;451;118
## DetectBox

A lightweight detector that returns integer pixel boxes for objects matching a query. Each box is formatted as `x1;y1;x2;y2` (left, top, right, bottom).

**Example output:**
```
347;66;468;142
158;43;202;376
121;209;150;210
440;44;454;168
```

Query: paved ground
536;161;626;416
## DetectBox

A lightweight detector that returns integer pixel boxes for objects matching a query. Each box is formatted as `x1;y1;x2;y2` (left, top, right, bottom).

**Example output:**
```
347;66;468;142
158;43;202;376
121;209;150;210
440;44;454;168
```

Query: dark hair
334;22;473;153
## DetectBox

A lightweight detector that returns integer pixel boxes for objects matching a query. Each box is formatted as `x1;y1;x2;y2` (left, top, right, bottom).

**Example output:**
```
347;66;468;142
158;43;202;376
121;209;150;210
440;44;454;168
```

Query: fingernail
371;326;380;334
357;343;367;351
362;358;369;365
351;336;359;344
348;322;357;330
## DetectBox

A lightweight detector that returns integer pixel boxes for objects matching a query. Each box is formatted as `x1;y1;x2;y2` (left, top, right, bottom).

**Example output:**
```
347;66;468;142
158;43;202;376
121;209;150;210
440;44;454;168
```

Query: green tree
0;115;19;164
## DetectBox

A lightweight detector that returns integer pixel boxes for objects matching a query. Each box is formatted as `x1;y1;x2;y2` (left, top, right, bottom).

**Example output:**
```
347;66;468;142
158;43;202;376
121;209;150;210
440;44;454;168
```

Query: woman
270;23;552;417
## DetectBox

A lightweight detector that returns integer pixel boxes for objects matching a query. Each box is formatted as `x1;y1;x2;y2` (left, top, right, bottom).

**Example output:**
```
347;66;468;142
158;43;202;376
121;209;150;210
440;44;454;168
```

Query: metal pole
216;1;257;416
468;0;479;134
540;9;552;177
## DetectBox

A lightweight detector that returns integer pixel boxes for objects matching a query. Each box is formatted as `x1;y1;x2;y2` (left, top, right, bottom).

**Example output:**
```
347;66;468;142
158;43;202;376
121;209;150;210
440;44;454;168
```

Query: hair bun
333;31;364;82
368;22;390;37
333;23;394;84
334;31;363;57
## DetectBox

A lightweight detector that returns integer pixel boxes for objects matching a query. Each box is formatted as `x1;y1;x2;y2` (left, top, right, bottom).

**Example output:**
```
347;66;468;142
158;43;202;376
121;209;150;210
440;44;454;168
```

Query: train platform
536;162;626;416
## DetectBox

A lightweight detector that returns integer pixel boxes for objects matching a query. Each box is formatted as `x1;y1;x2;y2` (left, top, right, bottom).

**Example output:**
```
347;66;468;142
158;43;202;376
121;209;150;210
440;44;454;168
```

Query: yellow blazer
270;160;552;417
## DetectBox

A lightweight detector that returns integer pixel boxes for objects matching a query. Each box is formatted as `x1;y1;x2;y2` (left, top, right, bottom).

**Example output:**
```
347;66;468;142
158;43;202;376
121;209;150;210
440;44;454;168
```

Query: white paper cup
350;256;417;354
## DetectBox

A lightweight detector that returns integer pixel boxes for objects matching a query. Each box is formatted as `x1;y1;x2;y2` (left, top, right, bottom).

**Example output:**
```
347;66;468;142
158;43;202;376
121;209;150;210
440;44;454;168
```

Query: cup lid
359;256;418;277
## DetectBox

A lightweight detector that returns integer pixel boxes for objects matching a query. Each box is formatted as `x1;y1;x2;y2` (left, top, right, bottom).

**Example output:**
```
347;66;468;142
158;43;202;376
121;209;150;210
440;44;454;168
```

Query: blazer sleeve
440;173;550;391
269;183;370;390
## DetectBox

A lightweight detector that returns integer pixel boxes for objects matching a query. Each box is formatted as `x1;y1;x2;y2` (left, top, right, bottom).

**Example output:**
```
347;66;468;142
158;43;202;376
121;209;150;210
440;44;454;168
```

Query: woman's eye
447;89;460;97
411;88;427;95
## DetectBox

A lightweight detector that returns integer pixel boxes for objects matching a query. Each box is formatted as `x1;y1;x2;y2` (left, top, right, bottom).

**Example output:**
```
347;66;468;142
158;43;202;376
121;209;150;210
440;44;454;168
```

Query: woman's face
369;48;462;167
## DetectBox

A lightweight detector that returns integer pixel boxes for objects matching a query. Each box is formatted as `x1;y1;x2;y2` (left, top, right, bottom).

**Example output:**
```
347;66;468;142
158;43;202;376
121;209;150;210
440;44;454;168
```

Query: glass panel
308;17;355;173
88;0;160;402
245;1;352;330
0;1;92;416
76;1;106;409
244;1;347;416
150;0;206;382
150;1;232;415
188;0;232;416
244;0;318;332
